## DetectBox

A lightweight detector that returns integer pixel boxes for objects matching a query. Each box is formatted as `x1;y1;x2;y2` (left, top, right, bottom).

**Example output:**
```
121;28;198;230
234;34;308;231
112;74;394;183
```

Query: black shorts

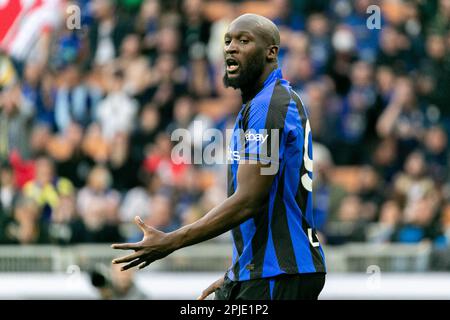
214;272;326;300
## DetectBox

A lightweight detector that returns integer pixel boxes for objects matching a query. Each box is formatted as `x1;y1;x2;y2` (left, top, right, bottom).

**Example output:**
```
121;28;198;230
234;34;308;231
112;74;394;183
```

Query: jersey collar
263;67;283;87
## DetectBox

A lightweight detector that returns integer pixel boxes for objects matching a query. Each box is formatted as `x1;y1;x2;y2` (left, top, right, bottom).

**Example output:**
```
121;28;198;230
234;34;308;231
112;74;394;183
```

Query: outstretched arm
112;161;276;271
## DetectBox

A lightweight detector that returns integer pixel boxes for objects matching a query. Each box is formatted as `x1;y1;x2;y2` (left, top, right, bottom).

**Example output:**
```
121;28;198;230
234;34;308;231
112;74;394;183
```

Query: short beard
223;49;266;93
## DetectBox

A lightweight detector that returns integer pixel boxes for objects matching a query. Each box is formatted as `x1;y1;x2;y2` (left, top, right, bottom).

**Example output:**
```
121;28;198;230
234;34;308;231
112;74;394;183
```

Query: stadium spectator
0;85;33;161
0;196;49;245
422;126;449;184
54;64;101;132
95;69;138;141
48;194;88;244
0;163;17;219
77;165;123;242
0;0;448;253
393;151;436;211
87;0;132;68
22;156;74;221
367;200;402;243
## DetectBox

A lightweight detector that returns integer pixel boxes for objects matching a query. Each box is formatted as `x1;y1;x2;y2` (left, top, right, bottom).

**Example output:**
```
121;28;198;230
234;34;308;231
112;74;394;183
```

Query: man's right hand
197;276;225;300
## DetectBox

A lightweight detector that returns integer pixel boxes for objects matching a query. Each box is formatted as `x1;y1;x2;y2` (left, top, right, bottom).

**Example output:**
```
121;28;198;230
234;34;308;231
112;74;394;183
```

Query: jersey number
308;228;320;247
301;120;313;192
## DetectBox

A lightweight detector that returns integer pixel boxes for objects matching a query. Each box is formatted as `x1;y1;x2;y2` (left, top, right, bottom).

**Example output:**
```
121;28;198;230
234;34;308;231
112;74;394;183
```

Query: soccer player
112;13;326;300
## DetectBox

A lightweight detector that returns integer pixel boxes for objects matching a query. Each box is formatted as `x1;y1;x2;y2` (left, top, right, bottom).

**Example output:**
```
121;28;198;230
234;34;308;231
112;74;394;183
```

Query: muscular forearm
167;192;260;251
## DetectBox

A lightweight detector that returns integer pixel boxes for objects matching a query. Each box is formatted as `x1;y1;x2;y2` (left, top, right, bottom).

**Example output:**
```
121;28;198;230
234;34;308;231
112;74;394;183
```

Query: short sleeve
239;102;287;165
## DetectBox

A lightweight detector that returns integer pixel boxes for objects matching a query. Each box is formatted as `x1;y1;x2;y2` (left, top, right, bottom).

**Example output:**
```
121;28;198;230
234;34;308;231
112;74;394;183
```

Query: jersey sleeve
238;101;287;165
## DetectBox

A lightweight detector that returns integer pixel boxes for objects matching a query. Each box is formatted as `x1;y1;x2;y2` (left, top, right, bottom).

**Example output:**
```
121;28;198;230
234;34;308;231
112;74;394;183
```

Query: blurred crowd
0;0;449;250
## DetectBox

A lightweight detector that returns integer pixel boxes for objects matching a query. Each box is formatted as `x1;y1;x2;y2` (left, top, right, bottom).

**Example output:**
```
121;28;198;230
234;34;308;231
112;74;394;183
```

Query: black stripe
232;106;250;280
290;89;308;123
232;226;244;280
271;165;298;272
249;203;270;279
264;80;290;158
240;102;251;160
301;216;326;272
227;164;234;197
291;89;326;272
241;101;251;132
249;80;291;278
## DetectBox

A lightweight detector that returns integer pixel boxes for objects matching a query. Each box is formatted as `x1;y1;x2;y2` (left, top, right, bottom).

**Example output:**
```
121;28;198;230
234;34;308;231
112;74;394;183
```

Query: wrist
165;228;185;252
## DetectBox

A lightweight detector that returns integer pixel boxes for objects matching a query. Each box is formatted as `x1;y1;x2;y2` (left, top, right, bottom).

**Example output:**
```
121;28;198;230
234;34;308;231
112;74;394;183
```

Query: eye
224;39;231;45
240;39;249;44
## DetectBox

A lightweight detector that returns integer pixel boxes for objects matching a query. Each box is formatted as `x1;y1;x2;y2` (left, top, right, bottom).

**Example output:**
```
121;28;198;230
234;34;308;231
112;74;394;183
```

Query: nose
225;40;238;55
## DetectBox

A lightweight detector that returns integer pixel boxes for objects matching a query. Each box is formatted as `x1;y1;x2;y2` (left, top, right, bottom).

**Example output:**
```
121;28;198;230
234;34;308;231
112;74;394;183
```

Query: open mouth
226;58;239;73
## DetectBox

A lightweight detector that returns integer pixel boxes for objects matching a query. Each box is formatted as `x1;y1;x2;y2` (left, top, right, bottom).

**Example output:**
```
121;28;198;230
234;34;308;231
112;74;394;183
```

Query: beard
223;49;266;91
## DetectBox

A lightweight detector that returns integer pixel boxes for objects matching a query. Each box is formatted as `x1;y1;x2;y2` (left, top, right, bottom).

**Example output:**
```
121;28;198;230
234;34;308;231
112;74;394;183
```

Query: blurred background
0;0;450;299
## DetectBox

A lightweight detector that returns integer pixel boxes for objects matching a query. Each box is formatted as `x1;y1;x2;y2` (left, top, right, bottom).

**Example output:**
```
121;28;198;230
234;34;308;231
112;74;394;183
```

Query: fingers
197;291;209;300
138;261;150;270
112;251;144;264
135;216;148;233
121;258;145;271
197;289;213;300
197;287;214;300
111;242;142;250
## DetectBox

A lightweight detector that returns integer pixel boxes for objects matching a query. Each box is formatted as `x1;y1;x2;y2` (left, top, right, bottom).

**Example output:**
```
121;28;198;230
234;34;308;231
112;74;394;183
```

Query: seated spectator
107;132;140;191
77;166;123;242
0;196;49;244
87;0;132;68
82;123;110;163
0;163;17;219
393;151;436;210
393;196;440;243
114;33;152;96
0;85;34;161
377;76;426;163
21;62;57;130
435;203;450;247
130;104;161;165
0;51;17;90
344;0;381;62
129;193;178;242
335;60;376;164
367;200;402;243
119;172;164;223
95;69;138;142
22;156;74;220
357;166;384;222
312;142;347;231
142;133;190;188
422;125;449;184
135;0;161;54
54;64;101;132
371;137;400;183
325;195;367;244
48;194;88;245
306;13;331;74
47;122;87;188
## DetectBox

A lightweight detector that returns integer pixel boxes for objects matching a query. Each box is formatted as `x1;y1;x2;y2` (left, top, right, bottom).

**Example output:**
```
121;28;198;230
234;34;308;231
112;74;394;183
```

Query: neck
240;64;277;103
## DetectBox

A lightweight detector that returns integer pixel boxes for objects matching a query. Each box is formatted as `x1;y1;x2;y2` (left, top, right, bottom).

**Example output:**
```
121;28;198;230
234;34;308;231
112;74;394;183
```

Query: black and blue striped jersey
227;68;326;281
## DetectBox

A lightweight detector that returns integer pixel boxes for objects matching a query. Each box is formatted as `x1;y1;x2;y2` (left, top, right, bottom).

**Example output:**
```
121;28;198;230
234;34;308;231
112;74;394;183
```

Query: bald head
223;13;280;95
229;14;280;47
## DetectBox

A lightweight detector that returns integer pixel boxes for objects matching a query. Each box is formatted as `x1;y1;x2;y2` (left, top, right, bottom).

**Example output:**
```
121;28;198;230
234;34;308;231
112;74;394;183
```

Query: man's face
223;22;267;90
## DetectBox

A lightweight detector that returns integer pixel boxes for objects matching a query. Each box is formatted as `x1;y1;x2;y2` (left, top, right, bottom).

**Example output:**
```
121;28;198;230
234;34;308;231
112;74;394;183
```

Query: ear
266;45;279;62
